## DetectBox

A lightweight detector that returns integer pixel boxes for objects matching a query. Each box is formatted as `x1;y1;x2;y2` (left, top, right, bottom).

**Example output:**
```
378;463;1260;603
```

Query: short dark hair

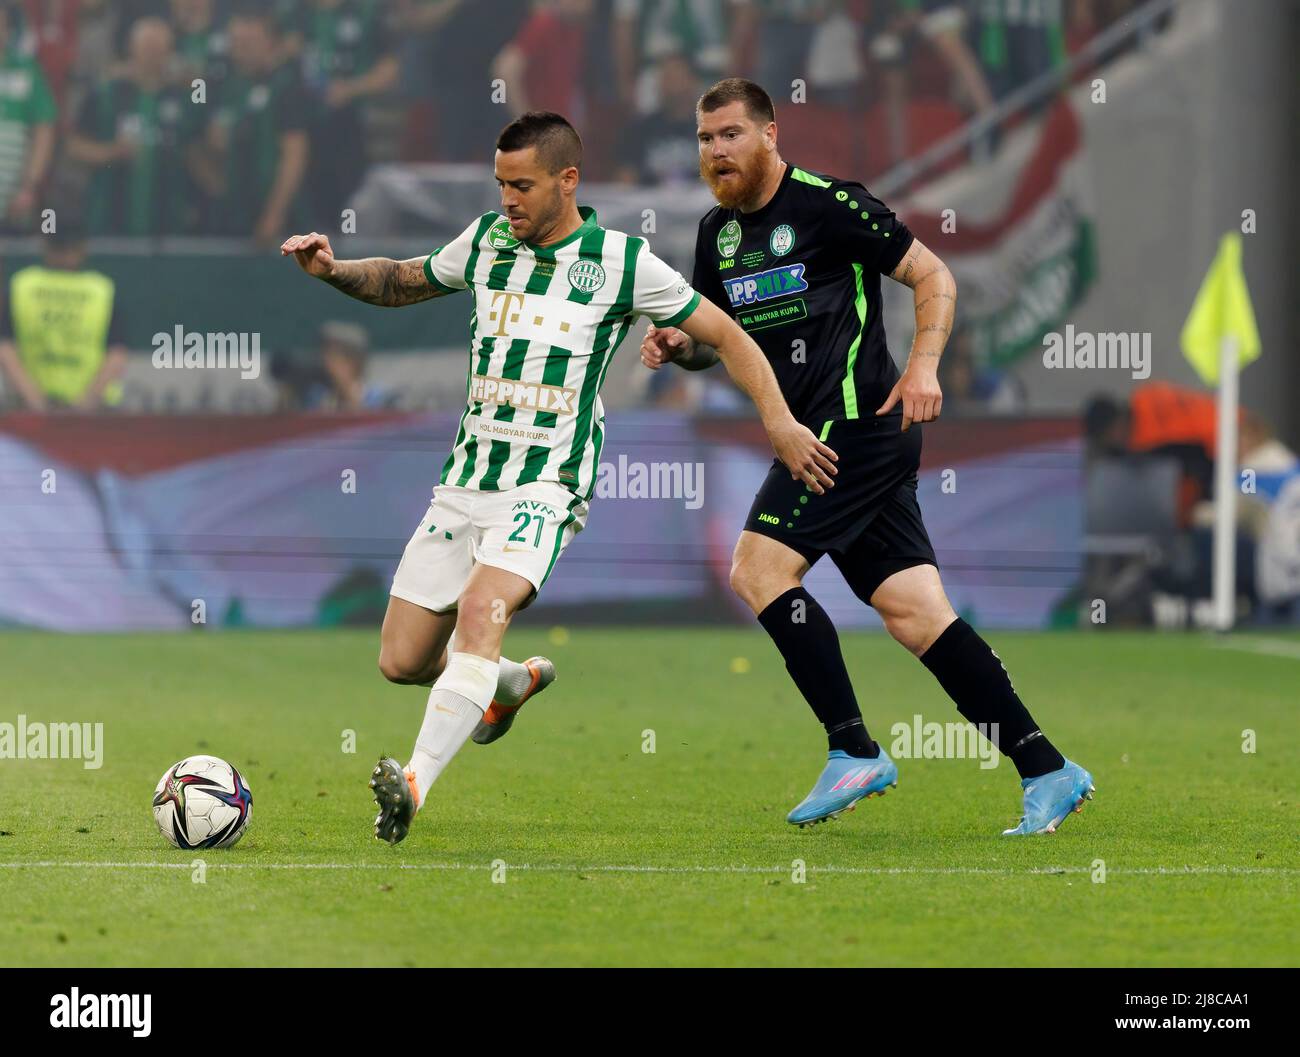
697;78;776;125
495;111;582;174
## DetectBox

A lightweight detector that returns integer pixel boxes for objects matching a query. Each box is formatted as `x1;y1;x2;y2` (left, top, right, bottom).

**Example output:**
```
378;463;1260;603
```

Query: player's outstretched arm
676;297;838;494
280;232;444;307
877;237;956;430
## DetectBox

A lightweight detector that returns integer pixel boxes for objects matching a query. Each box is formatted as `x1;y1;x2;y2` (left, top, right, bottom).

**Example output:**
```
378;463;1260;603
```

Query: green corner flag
1180;232;1260;385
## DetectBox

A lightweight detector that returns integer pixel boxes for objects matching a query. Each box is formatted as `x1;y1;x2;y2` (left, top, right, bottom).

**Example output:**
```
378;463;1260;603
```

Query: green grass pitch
0;627;1296;967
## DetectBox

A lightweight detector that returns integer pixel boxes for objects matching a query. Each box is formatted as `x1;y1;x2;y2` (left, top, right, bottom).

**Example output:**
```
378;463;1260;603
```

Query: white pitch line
0;861;1296;876
1209;636;1300;661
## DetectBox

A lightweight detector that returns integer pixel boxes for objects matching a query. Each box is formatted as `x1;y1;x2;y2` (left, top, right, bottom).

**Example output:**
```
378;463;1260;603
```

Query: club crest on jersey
770;224;795;256
488;218;520;250
725;263;808;307
716;219;742;258
567;259;606;294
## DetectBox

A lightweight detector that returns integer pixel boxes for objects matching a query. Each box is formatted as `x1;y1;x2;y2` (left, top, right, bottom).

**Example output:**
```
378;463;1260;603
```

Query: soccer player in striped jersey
642;79;1094;834
283;111;836;844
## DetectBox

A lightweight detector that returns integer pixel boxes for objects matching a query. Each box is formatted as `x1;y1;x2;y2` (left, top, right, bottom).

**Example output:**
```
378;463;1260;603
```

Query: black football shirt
691;163;914;429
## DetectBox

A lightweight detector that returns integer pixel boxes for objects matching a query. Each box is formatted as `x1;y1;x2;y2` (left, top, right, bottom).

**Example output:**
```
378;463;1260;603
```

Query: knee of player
884;617;927;657
731;557;800;613
884;603;955;656
728;557;762;607
378;650;424;684
455;589;515;632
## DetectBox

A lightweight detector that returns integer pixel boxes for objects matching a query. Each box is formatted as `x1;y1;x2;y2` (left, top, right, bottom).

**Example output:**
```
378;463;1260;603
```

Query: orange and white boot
471;656;556;745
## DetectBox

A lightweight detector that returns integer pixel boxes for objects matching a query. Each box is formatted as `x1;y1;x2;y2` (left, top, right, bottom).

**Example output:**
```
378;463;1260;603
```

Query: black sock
919;618;1065;780
756;587;878;758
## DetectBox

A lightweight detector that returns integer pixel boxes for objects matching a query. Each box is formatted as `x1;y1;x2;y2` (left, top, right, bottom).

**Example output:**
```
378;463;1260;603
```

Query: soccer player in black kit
642;79;1095;834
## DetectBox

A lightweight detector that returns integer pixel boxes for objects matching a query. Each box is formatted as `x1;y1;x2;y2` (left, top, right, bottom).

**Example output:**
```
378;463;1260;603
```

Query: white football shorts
389;481;588;613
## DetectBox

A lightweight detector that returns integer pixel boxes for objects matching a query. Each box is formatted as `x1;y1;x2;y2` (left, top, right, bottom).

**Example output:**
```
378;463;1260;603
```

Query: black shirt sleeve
690;213;730;314
831;181;915;276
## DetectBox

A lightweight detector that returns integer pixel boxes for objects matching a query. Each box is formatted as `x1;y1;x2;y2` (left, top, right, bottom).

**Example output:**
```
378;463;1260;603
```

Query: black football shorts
742;414;938;602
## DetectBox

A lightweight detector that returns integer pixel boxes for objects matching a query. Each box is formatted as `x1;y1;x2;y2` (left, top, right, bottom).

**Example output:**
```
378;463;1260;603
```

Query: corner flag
1180;232;1260;385
1180;232;1260;631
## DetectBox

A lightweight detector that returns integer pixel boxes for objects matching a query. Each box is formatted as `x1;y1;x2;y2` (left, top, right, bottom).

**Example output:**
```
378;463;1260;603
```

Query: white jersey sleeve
422;216;488;293
630;244;702;327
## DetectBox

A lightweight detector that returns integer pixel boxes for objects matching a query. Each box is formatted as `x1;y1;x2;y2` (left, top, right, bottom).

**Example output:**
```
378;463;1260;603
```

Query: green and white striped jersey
425;207;701;498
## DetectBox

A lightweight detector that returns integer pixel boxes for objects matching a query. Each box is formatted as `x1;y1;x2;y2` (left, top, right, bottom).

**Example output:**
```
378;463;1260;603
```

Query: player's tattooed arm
323;257;441;307
889;238;957;364
877;238;956;430
281;232;446;307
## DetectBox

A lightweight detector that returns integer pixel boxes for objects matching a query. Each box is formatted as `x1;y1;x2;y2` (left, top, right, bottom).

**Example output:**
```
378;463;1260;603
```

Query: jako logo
1042;325;1150;379
725;263;807;307
50;989;151;1037
151;325;261;380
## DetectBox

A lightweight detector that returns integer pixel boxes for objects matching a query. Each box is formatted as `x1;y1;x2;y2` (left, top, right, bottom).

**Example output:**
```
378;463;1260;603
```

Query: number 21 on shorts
506;499;557;551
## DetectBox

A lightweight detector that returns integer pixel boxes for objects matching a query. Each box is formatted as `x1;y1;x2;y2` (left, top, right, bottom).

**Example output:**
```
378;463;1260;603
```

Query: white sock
495;656;534;706
407;652;499;806
433;631;526;704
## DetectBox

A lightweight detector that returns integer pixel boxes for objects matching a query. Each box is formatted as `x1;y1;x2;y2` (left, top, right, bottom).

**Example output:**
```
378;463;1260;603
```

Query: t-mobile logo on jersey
486;290;581;341
487;291;526;335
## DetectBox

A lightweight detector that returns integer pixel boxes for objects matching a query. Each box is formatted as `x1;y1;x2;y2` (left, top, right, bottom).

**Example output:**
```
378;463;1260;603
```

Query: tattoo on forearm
905;259;955;365
915;291;956;313
325;257;437;307
913;265;950;288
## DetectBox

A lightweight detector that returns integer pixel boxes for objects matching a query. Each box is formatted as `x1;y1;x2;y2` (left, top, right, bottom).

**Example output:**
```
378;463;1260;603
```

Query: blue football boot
787;749;898;827
1002;759;1095;835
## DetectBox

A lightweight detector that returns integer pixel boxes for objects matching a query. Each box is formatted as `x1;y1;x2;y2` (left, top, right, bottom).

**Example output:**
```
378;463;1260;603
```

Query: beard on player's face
700;142;770;210
504;181;564;243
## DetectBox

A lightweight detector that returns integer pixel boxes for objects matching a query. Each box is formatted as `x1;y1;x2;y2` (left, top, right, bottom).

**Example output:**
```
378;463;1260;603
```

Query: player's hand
281;231;336;278
876;365;943;431
639;324;689;370
769;416;838;495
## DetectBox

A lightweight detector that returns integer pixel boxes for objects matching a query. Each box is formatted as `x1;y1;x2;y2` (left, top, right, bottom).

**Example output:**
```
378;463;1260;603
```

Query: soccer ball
152;755;253;849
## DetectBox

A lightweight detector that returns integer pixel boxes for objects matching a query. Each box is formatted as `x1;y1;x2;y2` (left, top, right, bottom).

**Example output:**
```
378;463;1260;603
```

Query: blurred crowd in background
1;1;1295;628
0;0;1173;418
0;0;1161;240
